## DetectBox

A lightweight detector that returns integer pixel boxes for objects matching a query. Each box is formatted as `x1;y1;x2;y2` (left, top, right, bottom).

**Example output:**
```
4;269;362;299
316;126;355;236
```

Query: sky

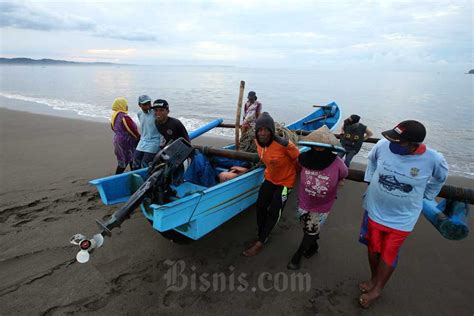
0;0;472;70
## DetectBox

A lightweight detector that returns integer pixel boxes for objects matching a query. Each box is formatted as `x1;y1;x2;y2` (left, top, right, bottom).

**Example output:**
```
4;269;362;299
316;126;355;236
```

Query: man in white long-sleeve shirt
358;120;448;308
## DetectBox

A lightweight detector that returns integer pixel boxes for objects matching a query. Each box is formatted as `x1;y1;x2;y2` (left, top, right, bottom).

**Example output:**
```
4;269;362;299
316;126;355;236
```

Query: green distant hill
0;57;122;66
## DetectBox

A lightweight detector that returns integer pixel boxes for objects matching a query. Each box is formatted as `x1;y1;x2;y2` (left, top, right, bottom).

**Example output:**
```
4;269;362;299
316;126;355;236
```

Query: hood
255;112;288;147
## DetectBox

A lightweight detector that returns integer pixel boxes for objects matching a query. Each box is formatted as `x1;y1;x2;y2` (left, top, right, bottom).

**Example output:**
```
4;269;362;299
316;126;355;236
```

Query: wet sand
0;108;473;315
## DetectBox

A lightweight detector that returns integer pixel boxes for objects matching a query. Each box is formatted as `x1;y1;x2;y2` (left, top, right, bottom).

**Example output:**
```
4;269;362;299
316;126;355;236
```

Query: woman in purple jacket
111;97;140;174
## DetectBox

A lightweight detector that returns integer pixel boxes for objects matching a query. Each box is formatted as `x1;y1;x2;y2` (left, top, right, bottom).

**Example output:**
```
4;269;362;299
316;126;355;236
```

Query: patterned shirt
242;101;262;129
297;157;348;213
363;139;448;231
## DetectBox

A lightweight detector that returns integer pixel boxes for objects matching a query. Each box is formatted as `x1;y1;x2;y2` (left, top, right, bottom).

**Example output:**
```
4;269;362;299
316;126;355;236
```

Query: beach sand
0;108;472;315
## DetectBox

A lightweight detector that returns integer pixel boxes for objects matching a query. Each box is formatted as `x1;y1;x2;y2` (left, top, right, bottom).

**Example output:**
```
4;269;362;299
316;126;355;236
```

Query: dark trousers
132;150;157;170
338;148;358;167
256;180;290;243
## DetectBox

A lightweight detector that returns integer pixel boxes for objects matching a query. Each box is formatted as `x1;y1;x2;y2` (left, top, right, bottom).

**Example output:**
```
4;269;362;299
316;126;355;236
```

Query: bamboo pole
194;145;474;204
346;169;473;204
193;145;259;163
217;123;381;144
234;81;245;151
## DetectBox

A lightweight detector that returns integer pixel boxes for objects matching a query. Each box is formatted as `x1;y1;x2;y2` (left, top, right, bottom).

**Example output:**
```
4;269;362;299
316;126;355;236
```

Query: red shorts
359;211;410;267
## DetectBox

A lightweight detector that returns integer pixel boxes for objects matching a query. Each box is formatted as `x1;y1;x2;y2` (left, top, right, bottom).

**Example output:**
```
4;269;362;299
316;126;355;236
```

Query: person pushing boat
287;126;348;270
132;95;162;169
110;97;140;174
338;114;373;167
153;99;190;147
358;120;448;308
242;112;299;257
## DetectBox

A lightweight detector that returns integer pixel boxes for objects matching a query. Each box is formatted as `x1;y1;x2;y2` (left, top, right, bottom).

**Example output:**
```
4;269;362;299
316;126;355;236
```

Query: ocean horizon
1;64;472;178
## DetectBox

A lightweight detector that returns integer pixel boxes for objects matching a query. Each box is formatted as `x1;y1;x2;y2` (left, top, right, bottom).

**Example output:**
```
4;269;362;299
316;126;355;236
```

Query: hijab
110;97;128;130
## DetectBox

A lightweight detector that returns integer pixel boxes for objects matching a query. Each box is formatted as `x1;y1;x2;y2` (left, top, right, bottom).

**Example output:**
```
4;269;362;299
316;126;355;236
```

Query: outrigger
70;102;471;263
71;103;343;263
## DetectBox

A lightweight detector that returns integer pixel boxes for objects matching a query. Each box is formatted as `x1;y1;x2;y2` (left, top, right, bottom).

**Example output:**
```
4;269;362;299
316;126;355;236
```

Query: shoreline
1;106;472;183
0;107;472;314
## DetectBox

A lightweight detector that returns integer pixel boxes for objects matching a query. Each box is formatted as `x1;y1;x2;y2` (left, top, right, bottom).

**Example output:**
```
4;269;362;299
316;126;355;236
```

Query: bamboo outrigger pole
194;145;260;163
346;169;474;204
194;145;474;204
234;81;245;151
217;122;381;144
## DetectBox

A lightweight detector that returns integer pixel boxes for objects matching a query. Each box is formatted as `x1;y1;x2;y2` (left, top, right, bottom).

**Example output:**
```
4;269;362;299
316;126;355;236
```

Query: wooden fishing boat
90;102;341;242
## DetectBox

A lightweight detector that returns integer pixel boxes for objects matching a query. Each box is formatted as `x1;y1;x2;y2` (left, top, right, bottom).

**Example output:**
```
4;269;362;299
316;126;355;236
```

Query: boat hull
90;102;341;240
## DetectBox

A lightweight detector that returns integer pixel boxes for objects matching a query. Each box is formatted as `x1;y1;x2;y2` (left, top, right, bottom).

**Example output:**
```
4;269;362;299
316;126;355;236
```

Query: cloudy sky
1;0;472;69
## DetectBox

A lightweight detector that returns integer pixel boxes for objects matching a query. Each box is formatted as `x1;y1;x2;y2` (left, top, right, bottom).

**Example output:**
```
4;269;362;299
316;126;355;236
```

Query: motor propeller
70;233;104;263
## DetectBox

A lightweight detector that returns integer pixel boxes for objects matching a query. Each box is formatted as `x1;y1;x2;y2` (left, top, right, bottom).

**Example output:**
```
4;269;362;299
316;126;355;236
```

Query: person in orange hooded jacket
243;112;299;257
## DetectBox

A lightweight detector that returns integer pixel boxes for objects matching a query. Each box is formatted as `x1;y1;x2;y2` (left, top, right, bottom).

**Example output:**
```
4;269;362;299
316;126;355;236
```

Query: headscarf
111;97;128;130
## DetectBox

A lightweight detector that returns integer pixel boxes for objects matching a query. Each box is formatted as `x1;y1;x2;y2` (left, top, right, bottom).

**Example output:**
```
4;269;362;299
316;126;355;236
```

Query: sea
0;64;472;178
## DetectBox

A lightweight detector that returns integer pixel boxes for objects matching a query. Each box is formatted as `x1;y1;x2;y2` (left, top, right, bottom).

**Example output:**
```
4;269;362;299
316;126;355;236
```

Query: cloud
412;5;460;20
0;2;158;42
0;0;471;68
0;2;95;31
381;33;425;49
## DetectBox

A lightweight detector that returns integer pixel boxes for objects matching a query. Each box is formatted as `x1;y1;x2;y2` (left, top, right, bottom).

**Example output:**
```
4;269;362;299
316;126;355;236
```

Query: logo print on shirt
304;170;329;197
378;174;413;193
167;129;173;135
410;167;419;177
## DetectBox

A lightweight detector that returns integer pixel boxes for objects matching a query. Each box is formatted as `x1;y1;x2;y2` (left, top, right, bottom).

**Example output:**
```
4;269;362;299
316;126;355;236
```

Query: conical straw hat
299;125;345;152
302;125;340;146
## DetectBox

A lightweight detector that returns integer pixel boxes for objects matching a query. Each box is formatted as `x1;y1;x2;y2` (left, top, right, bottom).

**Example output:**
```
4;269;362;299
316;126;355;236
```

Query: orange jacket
256;139;299;188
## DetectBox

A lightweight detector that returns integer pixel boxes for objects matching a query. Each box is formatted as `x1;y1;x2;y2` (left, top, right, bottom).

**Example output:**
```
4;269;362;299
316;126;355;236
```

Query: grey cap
138;95;151;104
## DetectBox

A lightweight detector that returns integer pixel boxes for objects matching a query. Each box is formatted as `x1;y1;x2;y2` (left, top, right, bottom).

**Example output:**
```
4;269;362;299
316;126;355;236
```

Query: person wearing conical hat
287;125;348;270
110;97;140;174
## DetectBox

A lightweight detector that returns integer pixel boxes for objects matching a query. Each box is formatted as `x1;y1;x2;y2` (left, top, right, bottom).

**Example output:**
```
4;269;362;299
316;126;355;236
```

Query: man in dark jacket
153;99;190;147
339;114;373;167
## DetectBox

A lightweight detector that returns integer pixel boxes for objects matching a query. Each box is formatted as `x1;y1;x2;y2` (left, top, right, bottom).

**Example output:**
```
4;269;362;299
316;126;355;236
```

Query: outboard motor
70;138;194;263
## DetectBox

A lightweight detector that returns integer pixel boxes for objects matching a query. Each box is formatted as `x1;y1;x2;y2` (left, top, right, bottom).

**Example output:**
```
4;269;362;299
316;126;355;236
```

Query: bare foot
242;241;263;257
358;280;374;293
244;238;258;248
359;289;381;309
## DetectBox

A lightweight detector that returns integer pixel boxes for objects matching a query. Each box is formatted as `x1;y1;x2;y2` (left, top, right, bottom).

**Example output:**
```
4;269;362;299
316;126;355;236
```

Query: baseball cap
152;99;169;109
138;95;151;104
382;120;426;143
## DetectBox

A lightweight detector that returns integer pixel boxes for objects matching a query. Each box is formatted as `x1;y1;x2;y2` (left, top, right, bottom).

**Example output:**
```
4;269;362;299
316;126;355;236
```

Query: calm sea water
0;65;472;178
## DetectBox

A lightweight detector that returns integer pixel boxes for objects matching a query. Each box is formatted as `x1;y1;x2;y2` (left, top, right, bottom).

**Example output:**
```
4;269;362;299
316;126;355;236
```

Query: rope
239;122;299;159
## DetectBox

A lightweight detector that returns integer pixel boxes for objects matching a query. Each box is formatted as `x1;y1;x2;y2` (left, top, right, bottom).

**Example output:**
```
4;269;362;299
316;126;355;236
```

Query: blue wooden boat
90;102;341;242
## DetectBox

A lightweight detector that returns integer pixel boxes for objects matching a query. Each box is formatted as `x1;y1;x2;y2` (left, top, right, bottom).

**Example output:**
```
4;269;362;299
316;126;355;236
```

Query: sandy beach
0;108;472;315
